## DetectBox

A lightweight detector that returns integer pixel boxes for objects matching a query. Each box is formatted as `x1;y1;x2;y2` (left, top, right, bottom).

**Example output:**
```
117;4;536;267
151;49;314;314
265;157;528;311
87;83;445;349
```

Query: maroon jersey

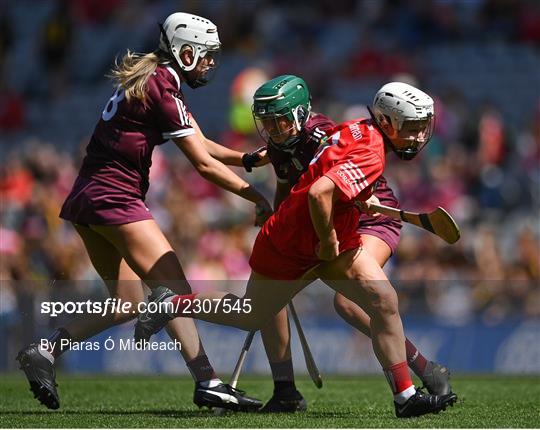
80;64;193;199
267;112;336;186
60;64;193;225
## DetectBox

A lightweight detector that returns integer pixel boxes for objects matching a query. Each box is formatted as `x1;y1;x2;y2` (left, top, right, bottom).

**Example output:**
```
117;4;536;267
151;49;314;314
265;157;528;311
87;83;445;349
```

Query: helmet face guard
252;75;311;152
390;115;435;160
186;44;221;88
252;105;309;151
372;82;435;161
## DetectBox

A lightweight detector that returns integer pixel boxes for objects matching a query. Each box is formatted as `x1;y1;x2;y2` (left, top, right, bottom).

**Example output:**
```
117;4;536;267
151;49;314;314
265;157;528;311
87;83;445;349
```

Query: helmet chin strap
394;146;419;160
180;68;209;89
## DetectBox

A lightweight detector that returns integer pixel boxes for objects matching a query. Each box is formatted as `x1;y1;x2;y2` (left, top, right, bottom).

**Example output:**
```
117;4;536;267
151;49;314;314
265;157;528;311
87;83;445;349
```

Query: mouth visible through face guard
391;117;434;159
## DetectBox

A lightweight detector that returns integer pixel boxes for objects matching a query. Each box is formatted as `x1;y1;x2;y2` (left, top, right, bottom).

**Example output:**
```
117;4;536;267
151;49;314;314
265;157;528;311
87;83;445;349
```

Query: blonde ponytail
107;50;170;103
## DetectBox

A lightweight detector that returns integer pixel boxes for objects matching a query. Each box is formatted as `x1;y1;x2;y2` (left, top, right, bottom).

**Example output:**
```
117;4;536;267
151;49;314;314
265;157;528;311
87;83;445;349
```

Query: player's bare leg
136;270;307;336
16;225;143;410
316;247;456;417
333;235;452;395
318;248;405;367
90;221;207;364
90;220;262;410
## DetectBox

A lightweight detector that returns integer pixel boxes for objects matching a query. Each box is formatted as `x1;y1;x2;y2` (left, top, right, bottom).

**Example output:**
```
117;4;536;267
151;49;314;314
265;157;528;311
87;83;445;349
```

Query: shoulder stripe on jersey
165;66;181;90
173;95;190;127
162;128;196;139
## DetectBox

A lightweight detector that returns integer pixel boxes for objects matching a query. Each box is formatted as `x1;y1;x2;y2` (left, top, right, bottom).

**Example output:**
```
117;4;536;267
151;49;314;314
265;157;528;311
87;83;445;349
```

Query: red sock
384;361;413;395
405;338;428;377
171;294;198;316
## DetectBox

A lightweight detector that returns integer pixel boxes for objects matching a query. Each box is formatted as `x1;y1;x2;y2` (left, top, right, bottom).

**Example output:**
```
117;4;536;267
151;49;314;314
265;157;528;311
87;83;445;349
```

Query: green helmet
252;75;311;151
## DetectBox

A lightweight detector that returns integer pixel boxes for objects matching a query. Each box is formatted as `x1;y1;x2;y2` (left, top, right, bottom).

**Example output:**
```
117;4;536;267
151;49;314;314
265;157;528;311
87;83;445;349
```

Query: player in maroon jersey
136;81;458;418
16;12;270;411
250;75;451;412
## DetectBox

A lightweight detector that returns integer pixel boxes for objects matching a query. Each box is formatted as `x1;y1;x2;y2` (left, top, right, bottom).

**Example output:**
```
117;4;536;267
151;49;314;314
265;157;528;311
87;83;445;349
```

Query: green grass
1;374;539;428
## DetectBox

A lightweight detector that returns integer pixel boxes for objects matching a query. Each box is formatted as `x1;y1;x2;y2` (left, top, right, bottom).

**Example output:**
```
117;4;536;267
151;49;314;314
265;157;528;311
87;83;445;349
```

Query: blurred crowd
1;0;539;325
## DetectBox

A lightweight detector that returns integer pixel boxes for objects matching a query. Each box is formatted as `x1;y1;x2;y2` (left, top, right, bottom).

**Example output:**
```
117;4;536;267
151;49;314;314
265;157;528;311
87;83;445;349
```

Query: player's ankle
393;385;416;404
197;378;223;388
273;380;297;394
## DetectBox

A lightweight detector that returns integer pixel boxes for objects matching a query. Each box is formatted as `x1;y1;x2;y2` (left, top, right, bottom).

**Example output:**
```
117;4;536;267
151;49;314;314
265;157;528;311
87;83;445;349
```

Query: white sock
394;385;416;404
37;347;55;364
198;378;223;388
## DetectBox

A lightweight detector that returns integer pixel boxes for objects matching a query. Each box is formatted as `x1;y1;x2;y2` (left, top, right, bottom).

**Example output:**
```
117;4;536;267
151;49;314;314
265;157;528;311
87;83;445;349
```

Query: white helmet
159;12;221;73
372;82;435;160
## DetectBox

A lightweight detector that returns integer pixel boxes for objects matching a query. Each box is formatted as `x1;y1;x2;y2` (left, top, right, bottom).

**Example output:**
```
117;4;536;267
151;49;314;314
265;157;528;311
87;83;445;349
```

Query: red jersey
79;64;194;200
261;118;386;260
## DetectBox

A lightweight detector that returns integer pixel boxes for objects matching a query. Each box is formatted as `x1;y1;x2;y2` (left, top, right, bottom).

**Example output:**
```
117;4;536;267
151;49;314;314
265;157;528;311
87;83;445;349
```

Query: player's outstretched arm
174;134;272;224
190;115;268;169
308;176;340;261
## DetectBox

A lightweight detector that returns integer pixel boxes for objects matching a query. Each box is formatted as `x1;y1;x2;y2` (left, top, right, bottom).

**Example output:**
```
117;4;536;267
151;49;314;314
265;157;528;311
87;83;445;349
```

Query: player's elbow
308;179;332;203
194;161;214;179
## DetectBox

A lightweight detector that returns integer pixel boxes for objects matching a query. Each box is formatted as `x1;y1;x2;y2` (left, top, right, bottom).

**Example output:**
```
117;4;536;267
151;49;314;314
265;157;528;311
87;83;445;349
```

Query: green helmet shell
252;75;311;151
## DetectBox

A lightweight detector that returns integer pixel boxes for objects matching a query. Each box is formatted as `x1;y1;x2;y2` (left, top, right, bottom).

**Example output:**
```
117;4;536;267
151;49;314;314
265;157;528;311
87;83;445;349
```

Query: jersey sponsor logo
173;94;191;126
337;161;369;194
309;131;340;165
349;122;363;141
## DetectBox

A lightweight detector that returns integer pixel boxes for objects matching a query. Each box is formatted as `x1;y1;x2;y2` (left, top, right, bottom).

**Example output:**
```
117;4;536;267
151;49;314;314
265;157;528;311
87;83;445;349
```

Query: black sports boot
421;361;452;395
194;382;262;412
134;286;175;343
395;388;457;418
16;343;60;410
260;388;307;413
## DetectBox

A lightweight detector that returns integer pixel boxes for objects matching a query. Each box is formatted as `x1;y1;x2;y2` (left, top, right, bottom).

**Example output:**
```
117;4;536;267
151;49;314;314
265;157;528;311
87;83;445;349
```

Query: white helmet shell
159;12;221;72
373;82;434;131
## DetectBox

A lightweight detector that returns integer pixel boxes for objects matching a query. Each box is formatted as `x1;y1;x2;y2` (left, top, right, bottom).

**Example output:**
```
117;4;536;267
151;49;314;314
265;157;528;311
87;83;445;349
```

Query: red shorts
249;210;363;280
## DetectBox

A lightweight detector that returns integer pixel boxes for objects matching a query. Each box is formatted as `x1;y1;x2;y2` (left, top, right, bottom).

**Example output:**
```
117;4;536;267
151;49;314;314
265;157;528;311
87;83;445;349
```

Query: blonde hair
107;50;171;103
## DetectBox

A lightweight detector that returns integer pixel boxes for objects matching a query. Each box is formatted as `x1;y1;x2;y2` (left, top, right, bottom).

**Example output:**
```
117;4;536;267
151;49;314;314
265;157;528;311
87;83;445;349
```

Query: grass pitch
1;374;539;428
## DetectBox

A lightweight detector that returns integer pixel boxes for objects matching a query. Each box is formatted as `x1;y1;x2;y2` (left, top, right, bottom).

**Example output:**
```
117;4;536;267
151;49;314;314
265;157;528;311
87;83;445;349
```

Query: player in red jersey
250;75;451;412
16;12;270;411
136;81;458;418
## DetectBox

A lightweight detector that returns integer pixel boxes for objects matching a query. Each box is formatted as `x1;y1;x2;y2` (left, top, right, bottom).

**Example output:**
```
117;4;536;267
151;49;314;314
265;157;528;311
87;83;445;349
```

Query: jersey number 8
102;88;125;121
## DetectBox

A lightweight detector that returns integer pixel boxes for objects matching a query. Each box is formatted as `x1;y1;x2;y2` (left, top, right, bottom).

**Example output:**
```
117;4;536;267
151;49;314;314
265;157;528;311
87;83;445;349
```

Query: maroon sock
384;361;413;395
405;338;428;377
269;359;296;393
171;294;198;316
45;328;72;358
186;355;218;382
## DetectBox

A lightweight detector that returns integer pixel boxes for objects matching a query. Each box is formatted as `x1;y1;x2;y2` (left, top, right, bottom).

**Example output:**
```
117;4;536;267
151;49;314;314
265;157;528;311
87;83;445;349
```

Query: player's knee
371;288;399;320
